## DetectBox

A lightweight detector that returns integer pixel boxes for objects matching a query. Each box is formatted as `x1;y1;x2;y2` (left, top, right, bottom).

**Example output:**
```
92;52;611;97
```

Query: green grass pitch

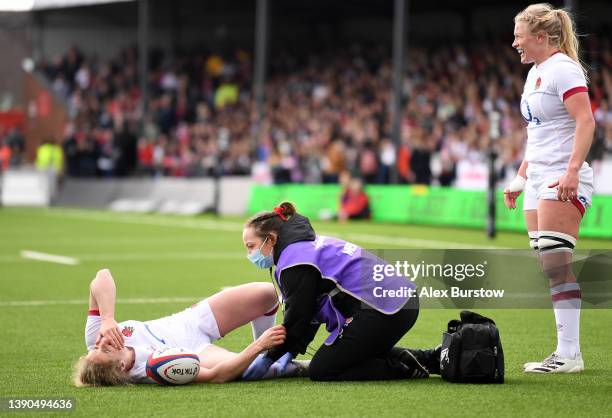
0;207;610;417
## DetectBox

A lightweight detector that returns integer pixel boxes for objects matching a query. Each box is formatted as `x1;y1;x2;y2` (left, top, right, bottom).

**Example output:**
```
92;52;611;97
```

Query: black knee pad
538;230;576;254
538;230;576;281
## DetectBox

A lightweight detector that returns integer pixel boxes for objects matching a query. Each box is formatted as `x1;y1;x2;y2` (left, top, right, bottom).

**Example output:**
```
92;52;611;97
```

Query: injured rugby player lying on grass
73;269;308;386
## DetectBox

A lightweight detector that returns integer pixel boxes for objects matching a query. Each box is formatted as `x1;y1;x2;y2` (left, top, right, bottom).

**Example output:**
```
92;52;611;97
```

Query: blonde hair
73;354;132;387
514;3;588;78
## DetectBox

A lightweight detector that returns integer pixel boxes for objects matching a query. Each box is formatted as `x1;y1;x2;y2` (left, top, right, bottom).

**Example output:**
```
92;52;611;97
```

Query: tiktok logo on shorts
520;98;541;126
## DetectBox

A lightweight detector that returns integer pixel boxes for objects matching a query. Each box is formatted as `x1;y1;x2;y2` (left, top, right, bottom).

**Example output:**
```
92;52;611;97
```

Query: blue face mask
247;236;274;269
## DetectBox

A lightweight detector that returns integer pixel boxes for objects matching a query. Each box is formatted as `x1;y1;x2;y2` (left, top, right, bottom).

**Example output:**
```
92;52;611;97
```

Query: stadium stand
25;34;612;185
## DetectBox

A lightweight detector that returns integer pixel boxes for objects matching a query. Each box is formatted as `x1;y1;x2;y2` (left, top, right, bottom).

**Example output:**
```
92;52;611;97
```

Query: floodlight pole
31;11;43;63
138;0;149;137
487;111;501;240
391;0;407;184
253;0;269;154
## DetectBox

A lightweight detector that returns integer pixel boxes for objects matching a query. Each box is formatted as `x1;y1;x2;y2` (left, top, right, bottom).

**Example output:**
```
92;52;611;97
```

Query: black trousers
309;296;420;381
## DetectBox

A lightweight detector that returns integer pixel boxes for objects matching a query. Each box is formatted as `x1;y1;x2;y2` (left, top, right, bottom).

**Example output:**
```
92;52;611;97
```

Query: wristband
506;175;526;193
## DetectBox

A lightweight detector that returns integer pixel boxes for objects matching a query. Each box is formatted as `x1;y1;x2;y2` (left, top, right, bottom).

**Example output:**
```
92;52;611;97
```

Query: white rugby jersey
520;52;588;166
86;312;168;384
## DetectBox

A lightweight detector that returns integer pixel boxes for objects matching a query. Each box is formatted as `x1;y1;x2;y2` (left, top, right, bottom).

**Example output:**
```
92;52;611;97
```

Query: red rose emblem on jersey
122;326;134;337
535;77;541;89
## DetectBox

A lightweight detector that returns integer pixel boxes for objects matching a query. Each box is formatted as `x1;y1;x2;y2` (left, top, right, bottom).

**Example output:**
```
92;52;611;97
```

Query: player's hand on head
96;335;115;352
256;325;286;351
97;318;124;349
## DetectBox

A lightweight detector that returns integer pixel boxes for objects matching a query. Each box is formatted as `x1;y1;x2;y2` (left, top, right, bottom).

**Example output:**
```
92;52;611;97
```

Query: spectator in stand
359;141;379;184
339;173;371;221
321;140;346;183
113;118;138;177
6;127;25;167
36;137;65;185
0;136;11;171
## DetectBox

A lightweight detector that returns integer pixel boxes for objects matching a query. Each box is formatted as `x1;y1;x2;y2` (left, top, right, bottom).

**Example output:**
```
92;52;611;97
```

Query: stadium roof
0;0;132;12
0;0;575;14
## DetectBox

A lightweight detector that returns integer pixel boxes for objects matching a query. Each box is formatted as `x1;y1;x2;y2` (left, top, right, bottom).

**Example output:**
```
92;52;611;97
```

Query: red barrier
0;110;25;134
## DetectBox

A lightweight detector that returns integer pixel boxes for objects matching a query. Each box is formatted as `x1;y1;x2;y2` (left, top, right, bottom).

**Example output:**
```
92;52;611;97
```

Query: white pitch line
0;287;258;308
75;252;242;261
2;294;607;308
331;232;507;250
20;250;80;265
0;296;202;307
43;209;243;232
42;209;504;249
0;251;244;263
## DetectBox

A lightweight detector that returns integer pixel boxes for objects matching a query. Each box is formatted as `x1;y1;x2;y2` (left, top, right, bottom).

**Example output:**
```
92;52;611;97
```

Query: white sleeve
554;60;587;102
85;315;101;351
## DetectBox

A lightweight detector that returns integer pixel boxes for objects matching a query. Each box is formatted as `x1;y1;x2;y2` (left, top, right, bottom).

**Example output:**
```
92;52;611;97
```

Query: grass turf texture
0;207;610;418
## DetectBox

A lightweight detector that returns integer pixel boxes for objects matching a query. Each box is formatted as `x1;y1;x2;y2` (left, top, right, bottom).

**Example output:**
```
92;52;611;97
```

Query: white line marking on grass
0;251;243;263
329;232;507;250
77;252;242;261
3;294;606;308
42;209;505;249
43;209;243;232
20;250;79;265
0;297;202;307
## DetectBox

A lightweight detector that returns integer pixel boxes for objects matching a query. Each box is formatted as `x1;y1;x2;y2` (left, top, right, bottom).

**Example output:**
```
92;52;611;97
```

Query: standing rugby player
505;3;595;373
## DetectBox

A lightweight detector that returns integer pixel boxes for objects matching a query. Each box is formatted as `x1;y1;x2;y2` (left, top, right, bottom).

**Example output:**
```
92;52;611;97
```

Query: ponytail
554;9;581;66
275;202;296;218
245;201;296;239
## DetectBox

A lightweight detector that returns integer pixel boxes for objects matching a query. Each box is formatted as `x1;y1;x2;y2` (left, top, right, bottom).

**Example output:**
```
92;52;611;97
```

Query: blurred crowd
0;127;25;171
19;35;612;184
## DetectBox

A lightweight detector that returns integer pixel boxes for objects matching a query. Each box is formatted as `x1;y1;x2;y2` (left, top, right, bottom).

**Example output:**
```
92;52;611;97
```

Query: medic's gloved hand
242;353;274;380
273;352;294;374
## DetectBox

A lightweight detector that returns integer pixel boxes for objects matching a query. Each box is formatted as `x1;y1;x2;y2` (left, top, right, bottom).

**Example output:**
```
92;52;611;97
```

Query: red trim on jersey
563;86;588;101
570;197;585;217
88;309;100;316
551;290;581;302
